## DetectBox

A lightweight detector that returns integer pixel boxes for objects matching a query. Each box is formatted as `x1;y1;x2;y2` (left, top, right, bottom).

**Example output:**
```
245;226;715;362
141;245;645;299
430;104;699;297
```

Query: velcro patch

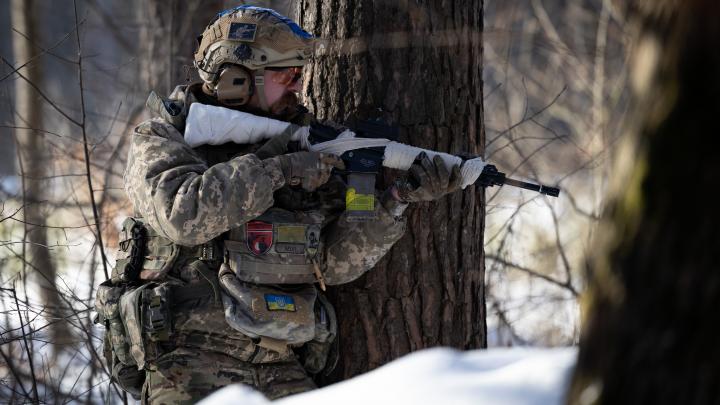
246;221;273;255
346;188;375;212
265;294;296;312
277;225;306;243
228;22;257;42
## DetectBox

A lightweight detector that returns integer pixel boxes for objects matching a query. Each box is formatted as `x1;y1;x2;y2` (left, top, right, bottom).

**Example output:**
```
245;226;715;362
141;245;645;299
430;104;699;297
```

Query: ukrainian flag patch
265;294;296;312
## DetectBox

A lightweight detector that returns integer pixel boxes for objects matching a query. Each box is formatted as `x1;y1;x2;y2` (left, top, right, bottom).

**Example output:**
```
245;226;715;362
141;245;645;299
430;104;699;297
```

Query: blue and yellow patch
265;294;296;312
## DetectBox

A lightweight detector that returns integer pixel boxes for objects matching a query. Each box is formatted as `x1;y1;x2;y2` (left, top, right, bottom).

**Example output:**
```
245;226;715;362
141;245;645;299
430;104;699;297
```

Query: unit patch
246;220;273;255
275;225;306;255
228;22;257;42
277;225;305;243
265;294;296;311
233;43;253;61
305;224;321;256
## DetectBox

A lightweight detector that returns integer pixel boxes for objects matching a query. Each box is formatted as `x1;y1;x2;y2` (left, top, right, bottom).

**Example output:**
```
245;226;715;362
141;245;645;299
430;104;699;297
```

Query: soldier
95;5;462;404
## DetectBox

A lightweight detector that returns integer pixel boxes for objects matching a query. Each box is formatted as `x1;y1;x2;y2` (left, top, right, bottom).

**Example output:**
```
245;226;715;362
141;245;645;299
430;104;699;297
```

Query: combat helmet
194;5;314;108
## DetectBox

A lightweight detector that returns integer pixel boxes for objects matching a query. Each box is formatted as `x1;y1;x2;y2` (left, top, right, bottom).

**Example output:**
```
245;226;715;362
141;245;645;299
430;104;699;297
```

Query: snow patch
199;347;577;405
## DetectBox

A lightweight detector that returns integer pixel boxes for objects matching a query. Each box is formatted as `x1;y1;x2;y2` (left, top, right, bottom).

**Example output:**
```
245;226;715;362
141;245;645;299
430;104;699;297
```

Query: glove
395;152;462;202
275;152;345;192
255;130;292;159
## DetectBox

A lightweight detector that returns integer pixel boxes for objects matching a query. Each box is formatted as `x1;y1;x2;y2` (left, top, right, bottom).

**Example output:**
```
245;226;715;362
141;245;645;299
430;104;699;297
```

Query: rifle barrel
504;178;560;197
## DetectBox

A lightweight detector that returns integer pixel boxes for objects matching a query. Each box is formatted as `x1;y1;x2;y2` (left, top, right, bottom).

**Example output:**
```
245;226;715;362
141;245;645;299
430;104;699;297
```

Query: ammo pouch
119;283;173;369
225;208;324;285
113;217;179;283
96;280;173;391
300;292;339;375
96;281;145;397
219;264;317;346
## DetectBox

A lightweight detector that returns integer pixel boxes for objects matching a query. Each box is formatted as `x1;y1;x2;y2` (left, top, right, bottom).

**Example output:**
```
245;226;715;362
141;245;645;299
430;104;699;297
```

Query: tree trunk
11;0;67;350
297;0;486;382
568;1;720;404
1;4;15;183
138;0;223;97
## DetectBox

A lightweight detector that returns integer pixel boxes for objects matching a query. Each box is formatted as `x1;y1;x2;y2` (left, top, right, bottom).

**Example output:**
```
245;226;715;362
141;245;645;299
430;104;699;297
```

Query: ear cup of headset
215;65;253;106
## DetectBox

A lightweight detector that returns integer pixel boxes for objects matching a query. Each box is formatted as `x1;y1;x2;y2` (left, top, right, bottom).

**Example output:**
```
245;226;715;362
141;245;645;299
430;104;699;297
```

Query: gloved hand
275;152;345;192
394;152;462;202
255;130;292;159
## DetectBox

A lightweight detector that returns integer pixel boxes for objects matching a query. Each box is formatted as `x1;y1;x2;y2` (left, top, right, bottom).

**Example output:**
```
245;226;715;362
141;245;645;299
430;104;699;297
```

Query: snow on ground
199;347;578;405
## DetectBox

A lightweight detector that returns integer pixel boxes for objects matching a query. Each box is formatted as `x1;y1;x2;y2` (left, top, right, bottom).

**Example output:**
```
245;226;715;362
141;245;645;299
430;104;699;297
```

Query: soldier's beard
268;91;300;120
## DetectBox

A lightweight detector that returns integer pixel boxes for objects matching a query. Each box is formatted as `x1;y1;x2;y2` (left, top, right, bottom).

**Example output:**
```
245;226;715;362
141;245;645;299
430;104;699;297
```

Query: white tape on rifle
185;103;309;147
184;103;486;188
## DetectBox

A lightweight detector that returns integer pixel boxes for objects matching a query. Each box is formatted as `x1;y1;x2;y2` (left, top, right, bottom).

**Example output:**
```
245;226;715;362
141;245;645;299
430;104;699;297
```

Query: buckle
199;242;218;261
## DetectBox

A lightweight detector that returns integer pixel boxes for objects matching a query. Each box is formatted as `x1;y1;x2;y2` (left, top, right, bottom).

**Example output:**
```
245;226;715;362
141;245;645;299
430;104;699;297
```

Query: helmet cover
195;5;315;85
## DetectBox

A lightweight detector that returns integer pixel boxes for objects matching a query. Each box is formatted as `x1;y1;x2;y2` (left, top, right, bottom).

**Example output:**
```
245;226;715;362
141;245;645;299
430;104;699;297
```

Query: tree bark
297;0;486;382
568;1;720;403
11;0;67;349
138;0;223;96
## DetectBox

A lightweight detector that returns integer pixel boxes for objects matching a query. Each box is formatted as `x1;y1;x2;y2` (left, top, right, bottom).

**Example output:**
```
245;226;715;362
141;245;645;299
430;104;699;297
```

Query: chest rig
196;142;342;350
195;141;334;287
144;91;340;351
225;208;324;284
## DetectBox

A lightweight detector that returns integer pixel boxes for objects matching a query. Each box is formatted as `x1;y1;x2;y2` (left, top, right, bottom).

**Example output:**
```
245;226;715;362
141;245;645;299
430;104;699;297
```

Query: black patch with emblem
228;23;257;42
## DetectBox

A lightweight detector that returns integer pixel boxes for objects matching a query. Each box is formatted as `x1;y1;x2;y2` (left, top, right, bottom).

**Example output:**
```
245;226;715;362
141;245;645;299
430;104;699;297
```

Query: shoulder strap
145;91;186;131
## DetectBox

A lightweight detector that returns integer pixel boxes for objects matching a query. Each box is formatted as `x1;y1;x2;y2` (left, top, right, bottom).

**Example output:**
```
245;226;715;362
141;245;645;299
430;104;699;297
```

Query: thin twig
0;56;82;128
74;0;109;280
486;254;579;296
0;21;84;83
11;284;39;403
0;345;30;399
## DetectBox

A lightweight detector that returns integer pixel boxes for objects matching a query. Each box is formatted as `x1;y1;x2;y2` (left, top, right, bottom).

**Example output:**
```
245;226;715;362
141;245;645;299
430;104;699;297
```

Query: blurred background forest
0;0;628;402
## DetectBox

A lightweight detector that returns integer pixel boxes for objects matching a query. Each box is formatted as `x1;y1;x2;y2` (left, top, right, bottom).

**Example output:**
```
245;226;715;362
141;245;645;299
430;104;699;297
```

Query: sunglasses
266;66;303;86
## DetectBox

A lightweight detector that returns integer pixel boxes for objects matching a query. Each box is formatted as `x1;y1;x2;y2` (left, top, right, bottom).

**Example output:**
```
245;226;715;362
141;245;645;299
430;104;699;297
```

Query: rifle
307;119;560;221
183;105;560;220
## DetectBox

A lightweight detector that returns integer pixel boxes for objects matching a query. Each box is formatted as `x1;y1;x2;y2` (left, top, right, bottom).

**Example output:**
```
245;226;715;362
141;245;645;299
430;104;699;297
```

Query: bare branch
10;283;39;402
74;0;109;280
486;254;578;296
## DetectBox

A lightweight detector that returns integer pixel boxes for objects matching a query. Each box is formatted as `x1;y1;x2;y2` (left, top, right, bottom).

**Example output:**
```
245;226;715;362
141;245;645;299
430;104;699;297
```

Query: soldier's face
263;67;303;117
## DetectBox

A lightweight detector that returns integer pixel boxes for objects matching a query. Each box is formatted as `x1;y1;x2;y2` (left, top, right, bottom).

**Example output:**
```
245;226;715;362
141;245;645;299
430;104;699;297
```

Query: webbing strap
224;240;245;252
186;241;221;262
239;261;315;276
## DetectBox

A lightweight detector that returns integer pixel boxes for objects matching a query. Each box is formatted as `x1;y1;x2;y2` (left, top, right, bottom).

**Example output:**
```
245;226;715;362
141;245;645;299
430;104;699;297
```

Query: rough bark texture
568;1;720;404
297;0;486;382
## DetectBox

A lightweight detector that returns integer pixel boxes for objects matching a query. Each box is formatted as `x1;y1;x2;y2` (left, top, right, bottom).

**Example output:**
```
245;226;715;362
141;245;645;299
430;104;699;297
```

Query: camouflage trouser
141;347;316;404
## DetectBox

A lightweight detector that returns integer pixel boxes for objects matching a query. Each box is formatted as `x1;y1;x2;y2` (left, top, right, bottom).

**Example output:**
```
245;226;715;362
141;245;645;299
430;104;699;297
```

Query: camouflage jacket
124;85;408;285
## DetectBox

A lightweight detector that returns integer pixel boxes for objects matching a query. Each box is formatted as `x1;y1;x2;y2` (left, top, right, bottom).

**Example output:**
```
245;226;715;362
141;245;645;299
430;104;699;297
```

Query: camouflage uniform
117;83;408;403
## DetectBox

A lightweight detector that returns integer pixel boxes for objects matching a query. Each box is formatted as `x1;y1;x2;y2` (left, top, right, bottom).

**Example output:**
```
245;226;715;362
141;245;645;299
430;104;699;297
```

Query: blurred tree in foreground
569;0;720;403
